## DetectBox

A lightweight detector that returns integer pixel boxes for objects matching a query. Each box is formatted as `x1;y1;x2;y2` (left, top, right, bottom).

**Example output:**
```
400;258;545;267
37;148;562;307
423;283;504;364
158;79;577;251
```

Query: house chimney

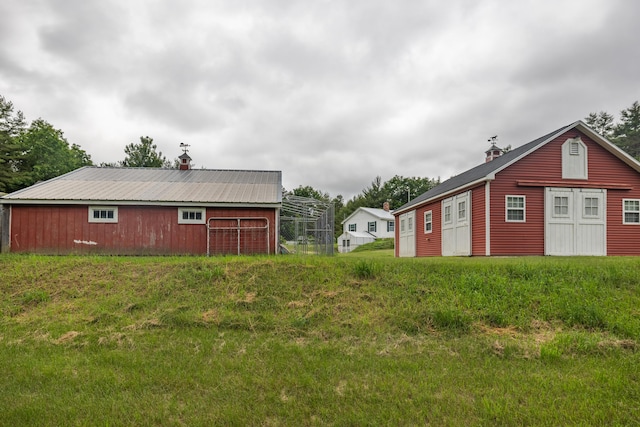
383;201;390;211
179;143;191;170
485;136;503;163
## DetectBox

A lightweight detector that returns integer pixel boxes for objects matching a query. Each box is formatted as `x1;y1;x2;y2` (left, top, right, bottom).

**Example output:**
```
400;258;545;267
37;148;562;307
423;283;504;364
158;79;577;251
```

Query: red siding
398;128;640;257
415;201;442;256
9;205;278;255
490;130;640;255
471;185;486;256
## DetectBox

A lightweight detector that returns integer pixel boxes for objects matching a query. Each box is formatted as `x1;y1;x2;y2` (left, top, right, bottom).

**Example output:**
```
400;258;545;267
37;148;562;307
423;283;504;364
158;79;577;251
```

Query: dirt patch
287;300;306;308
55;331;80;344
202;309;220;323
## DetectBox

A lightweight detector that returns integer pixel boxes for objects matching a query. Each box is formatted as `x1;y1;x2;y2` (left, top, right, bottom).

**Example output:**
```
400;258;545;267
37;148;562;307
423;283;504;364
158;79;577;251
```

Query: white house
337;205;395;253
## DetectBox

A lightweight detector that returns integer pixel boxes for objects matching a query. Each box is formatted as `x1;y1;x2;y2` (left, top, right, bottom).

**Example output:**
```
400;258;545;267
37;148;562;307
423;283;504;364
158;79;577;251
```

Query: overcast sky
1;0;639;200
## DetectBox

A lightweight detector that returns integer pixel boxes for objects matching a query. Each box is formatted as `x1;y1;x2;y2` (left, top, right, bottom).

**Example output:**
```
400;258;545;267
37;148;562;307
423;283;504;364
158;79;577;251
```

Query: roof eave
393;176;492;216
1;199;282;208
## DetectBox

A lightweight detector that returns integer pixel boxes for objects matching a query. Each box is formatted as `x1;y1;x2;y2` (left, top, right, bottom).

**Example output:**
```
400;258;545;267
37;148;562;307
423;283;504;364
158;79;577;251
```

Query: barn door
398;211;416;257
545;188;606;256
442;191;471;256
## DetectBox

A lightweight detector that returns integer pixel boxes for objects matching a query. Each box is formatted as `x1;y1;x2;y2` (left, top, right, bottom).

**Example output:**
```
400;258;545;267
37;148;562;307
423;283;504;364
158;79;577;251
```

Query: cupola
179;143;191;170
485;136;503;163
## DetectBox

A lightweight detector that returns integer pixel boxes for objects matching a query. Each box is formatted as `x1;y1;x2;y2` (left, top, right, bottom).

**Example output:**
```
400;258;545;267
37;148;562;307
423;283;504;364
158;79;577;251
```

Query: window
584;197;599;217
458;201;466;221
387;221;395;232
368;221;377;233
178;208;206;224
554;196;569;217
444;205;452;224
424;211;433;233
623;199;640;224
408;216;413;231
506;196;525;222
401;219;405;232
88;206;118;223
348;223;356;232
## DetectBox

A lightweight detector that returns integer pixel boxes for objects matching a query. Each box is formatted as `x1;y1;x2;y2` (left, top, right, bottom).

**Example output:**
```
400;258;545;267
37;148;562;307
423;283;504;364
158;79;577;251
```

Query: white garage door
398;211;416;257
545;188;606;256
442;191;471;256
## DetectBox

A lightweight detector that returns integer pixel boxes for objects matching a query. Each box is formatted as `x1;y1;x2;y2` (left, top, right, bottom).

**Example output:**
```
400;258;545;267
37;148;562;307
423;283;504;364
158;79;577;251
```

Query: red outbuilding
394;120;640;256
0;156;282;255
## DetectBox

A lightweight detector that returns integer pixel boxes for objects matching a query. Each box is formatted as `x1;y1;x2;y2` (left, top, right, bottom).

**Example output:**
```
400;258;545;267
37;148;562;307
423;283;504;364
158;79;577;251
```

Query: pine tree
613;101;640;159
0;96;26;192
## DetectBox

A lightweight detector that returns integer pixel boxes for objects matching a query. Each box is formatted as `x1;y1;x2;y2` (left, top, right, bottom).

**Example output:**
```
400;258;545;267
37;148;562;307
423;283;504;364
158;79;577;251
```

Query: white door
545;188;606;256
442;191;471;256
398;211;416;257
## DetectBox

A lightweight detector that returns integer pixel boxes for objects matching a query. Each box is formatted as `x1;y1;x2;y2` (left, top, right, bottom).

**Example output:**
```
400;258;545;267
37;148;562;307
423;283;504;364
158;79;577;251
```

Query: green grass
349;238;395;252
1;254;639;425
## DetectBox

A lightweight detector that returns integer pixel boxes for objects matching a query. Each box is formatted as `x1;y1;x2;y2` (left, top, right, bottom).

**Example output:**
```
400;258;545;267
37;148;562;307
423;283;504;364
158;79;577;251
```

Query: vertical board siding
9;205;277;255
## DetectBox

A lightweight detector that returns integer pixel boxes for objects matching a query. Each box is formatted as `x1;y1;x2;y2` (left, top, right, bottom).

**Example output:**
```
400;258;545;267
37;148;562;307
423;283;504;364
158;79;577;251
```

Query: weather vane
488;135;498;145
179;142;190;154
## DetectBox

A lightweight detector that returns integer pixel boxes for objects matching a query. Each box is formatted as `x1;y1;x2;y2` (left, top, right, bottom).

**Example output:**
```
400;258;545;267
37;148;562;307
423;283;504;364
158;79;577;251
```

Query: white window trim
505;195;526;223
368;221;377;233
582;195;600;218
387;221;395;232
552;196;570;218
88;206;118;223
623;199;640;225
443;205;452;224
178;207;206;224
458;201;466;221
424;210;433;234
348;223;356;232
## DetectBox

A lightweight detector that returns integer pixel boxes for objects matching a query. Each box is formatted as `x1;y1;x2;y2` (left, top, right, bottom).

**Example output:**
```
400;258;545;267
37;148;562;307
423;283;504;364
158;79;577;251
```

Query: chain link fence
279;194;334;255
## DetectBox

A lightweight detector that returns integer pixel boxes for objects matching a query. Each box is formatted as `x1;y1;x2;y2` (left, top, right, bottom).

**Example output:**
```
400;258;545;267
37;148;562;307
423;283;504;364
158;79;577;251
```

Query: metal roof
1;167;283;205
394;120;640;214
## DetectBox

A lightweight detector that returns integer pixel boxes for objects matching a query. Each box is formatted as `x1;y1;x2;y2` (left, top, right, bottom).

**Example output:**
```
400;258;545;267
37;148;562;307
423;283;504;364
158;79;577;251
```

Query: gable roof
338;231;376;239
1;166;282;206
341;207;394;224
394;120;640;215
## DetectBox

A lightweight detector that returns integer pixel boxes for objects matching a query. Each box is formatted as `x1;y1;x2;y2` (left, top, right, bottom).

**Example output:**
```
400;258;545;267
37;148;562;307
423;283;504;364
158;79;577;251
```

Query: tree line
0;95;172;193
585;100;640;158
290;174;440;240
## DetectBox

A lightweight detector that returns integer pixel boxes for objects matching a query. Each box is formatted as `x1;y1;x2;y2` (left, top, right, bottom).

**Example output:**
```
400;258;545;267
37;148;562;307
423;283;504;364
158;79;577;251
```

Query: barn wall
0;204;9;253
490;130;640;255
471;185;486;255
415;200;441;256
8;205;277;255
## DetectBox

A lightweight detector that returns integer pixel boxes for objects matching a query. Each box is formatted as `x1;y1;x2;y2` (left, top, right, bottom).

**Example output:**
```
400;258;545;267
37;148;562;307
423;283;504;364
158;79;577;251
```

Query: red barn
394;121;640;257
0;161;282;255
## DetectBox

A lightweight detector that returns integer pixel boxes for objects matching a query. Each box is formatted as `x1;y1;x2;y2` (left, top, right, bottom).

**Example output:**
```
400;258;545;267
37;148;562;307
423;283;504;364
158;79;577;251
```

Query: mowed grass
0;254;639;425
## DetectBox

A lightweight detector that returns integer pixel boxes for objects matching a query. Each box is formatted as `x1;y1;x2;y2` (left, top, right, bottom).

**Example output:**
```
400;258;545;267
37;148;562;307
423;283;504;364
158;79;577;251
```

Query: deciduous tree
11;119;92;191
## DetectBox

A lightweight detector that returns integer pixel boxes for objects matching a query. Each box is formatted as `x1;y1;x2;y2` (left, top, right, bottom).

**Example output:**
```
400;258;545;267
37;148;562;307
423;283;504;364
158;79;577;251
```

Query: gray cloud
1;0;639;199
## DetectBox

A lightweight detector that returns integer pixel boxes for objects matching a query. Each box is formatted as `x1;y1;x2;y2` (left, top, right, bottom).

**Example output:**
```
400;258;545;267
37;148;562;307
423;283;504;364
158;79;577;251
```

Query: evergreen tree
121;136;171;168
613;101;640;158
585;111;615;139
0;96;26;192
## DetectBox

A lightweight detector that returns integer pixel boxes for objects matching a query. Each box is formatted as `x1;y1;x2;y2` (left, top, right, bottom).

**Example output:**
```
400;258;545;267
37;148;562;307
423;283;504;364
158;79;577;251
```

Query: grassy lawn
1;254;639;425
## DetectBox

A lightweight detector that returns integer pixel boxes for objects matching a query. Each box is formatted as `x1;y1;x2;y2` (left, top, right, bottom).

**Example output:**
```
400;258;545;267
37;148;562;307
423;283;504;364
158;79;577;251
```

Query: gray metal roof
394;120;640;214
1;167;283;205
